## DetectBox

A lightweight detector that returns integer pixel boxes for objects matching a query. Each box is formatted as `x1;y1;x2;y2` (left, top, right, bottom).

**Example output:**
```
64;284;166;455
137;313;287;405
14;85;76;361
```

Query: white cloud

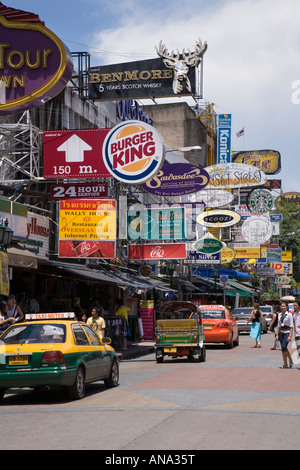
90;0;300;191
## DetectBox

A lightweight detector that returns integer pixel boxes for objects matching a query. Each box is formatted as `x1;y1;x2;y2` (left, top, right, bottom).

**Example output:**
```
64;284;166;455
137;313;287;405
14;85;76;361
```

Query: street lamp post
168;262;175;289
0;218;13;251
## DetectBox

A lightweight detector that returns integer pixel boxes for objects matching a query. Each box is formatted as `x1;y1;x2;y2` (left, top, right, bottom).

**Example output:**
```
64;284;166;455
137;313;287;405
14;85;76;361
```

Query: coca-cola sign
128;243;186;260
59;240;115;259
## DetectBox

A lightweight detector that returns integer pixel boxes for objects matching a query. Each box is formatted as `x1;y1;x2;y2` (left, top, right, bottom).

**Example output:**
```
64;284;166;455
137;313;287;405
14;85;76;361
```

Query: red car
190;305;239;348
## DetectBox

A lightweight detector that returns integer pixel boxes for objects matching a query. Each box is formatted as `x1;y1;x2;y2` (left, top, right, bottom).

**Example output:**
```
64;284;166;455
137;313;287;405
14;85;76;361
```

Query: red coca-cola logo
150;246;165;258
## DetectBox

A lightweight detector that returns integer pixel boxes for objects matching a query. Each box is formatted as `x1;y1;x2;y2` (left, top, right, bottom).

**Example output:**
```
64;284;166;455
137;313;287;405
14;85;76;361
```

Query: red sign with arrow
43;129;111;179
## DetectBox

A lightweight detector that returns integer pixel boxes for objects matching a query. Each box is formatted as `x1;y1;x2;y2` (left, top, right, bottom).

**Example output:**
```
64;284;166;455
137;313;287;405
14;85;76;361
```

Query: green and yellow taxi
0;312;119;401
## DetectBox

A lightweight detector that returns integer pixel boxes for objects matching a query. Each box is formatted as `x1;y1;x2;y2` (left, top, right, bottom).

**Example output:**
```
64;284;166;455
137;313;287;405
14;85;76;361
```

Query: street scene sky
6;0;300;193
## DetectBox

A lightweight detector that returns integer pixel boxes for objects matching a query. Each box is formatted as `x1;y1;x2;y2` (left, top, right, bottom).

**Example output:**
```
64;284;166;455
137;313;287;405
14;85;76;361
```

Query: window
72;324;89;346
82;325;100;346
1;324;66;344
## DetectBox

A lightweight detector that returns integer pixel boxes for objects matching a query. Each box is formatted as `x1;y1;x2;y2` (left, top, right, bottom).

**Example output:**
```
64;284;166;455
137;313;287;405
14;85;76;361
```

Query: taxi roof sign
25;312;76;321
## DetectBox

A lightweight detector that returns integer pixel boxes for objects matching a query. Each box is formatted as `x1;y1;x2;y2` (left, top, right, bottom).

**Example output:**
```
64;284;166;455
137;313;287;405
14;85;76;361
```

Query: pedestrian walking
87;307;105;339
247;303;263;348
269;305;281;350
293;300;300;360
276;301;293;368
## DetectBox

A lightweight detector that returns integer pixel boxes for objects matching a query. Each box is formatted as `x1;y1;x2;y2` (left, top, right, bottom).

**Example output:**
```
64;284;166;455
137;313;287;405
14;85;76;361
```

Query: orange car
190;305;239;348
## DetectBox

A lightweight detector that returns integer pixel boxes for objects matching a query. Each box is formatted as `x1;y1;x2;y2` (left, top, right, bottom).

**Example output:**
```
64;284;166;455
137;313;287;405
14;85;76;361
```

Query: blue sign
220;274;229;284
217;114;231;164
270;214;283;222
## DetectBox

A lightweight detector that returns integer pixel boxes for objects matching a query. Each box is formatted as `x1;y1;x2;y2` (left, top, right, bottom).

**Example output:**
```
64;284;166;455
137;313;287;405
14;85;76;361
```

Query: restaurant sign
141;163;210;196
192;233;224;255
0;3;73;115
197;209;240;228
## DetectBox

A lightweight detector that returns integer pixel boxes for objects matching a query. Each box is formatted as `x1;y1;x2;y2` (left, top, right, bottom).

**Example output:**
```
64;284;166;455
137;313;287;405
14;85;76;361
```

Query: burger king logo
102;120;165;183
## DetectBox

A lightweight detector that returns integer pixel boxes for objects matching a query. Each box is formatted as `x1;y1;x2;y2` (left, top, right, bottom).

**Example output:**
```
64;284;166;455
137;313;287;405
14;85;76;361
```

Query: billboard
128;243;187;260
231;150;281;175
0;4;73;115
89;39;207;101
127;207;185;241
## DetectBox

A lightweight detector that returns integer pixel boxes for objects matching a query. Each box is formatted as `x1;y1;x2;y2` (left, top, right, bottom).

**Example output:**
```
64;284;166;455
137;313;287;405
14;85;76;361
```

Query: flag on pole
236;127;244;138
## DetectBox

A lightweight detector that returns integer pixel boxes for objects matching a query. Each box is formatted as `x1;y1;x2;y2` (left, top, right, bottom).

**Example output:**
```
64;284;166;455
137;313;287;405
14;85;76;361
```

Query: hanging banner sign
217;114;231;164
197;209;240;228
205;163;267;189
192;234;224;255
0;4;73;115
43;129;111;179
141;163;210;196
102;120;165;184
128;243;186;260
231;149;281;175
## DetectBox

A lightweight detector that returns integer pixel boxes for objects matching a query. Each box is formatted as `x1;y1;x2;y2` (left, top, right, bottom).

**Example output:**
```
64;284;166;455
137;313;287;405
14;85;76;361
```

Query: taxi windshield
1;323;66;344
201;309;226;319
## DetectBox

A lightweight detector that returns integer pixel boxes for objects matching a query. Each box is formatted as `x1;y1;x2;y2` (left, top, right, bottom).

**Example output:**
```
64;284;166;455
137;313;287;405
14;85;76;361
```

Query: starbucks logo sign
247;189;274;213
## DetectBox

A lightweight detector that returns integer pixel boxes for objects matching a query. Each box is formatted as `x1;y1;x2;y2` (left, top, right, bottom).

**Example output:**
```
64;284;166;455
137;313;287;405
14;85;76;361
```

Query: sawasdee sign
102;120;165;184
0;3;73;115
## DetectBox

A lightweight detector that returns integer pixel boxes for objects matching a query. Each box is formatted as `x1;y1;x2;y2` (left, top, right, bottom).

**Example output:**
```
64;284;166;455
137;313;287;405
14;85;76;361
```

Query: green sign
127;207;185;240
193;236;223;254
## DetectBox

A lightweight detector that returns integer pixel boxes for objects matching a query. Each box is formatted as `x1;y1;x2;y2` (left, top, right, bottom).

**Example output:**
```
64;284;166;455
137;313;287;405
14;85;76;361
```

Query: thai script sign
103;120;164;184
205;163;267;189
141;163;210;196
0;4;73;115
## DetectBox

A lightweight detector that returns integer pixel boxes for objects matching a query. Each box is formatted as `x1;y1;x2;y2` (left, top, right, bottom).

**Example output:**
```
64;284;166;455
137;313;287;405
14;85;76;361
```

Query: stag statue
155;39;207;94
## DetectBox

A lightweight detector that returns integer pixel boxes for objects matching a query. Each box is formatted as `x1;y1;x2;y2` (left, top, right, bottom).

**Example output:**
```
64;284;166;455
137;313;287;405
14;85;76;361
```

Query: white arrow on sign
57;134;92;162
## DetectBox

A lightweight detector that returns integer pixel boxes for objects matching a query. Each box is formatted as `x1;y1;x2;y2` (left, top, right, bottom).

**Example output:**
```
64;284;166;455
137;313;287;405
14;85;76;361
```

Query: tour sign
0;3;73;115
102;120;165;184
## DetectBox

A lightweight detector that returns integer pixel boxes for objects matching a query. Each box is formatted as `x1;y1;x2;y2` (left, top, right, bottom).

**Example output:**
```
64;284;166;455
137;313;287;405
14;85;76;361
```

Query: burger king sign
103;120;165;184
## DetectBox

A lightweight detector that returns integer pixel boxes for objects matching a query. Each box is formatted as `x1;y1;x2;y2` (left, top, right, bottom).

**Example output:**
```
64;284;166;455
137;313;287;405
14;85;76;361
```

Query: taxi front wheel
68;366;86;400
0;389;5;401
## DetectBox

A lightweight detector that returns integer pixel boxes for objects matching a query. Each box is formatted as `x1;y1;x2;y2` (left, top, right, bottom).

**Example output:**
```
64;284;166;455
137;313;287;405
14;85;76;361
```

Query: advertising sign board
50;182;108;200
217;114;231;164
241;215;273;245
128;243;186;260
43;129;111;179
0;4;73;115
205;163;267;189
231;149;281;175
197;209;240;228
247;189;274;213
194;189;234;207
128;207;185;240
102;120;165;184
141;163;210;196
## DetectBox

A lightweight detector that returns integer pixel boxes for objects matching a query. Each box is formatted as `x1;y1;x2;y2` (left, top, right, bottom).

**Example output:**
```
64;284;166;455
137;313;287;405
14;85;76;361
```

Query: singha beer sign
89;39;207;101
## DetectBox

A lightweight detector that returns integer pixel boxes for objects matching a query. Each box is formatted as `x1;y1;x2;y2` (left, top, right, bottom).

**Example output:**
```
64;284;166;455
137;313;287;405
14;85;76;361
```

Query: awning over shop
8;246;38;269
228;280;258;298
49;261;127;287
193;267;250;280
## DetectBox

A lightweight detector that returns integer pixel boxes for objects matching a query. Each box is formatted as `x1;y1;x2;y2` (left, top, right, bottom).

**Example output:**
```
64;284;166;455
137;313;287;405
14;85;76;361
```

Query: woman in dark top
247;303;263;348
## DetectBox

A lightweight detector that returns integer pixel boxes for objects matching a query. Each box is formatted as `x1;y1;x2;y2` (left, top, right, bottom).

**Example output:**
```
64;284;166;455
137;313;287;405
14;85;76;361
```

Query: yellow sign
221;247;235;263
234;248;261;259
282;250;292;262
59;199;116;240
0;251;9;296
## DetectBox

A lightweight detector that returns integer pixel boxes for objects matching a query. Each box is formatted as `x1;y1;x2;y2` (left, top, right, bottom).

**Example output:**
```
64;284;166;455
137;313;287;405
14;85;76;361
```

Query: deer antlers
156;38;207;66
